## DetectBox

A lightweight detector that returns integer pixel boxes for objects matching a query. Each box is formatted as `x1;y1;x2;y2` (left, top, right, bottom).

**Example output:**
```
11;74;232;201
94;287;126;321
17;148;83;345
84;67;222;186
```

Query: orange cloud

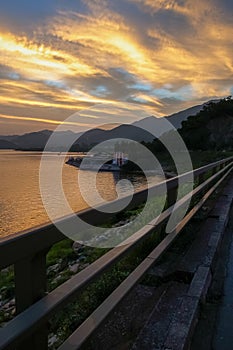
0;113;93;127
0;0;232;134
0;32;99;81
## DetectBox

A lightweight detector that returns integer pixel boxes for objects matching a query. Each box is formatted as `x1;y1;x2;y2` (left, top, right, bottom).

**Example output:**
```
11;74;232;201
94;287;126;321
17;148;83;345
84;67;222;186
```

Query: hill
0;100;217;150
141;97;233;161
0;139;18;149
13;130;52;150
166;103;207;128
179;97;233;150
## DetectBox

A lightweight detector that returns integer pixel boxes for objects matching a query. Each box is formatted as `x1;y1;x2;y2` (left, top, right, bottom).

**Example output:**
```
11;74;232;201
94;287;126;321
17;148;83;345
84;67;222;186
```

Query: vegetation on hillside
143;97;233;154
132;97;233;172
179;96;233;150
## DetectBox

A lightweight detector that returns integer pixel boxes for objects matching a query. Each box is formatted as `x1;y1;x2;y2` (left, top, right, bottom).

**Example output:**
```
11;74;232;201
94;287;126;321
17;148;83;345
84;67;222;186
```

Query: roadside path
191;204;233;350
213;205;233;349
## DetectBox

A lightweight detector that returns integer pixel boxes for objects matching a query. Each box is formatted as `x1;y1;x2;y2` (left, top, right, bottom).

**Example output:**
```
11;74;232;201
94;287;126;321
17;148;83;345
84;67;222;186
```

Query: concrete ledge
208;230;223;248
209;195;232;225
203;245;220;271
131;178;233;350
187;266;211;302
163;267;212;349
164;296;199;350
162;179;233;350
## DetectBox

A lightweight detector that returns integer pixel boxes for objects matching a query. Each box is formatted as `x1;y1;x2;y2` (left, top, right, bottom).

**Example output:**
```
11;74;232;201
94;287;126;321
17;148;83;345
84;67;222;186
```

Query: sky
0;0;232;134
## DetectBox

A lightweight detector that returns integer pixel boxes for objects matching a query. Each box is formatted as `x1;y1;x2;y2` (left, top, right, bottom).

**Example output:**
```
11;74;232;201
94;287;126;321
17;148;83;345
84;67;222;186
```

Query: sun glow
0;33;98;79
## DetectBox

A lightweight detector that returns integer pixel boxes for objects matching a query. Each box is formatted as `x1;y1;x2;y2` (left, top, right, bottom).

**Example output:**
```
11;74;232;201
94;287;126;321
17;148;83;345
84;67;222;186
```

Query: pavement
191;201;233;350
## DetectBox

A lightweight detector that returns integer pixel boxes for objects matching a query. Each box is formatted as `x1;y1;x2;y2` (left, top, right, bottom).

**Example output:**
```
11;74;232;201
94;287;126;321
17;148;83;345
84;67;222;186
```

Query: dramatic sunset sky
0;0;232;134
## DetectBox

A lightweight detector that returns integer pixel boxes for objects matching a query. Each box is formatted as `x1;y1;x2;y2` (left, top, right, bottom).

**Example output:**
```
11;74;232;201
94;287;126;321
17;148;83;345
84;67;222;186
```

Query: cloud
48;0;233;90
0;113;93;128
0;0;232;134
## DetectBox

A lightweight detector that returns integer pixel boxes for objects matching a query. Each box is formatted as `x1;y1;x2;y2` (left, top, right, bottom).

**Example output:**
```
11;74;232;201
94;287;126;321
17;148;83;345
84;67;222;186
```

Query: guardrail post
220;163;224;170
167;186;178;208
197;173;205;185
212;166;217;175
14;249;49;350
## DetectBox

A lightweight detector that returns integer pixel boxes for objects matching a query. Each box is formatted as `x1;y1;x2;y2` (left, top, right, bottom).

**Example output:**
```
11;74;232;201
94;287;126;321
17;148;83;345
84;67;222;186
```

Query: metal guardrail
0;156;233;350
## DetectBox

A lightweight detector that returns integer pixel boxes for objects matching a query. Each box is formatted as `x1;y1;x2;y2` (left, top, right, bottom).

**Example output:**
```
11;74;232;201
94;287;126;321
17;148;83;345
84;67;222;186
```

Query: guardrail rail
0;156;233;350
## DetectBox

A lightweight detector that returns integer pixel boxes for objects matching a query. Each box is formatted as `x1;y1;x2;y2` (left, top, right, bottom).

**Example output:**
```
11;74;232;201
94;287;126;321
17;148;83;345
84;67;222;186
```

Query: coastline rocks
69;262;80;274
73;242;84;254
77;255;86;262
2;298;15;310
1;298;15;320
47;263;60;275
48;334;58;347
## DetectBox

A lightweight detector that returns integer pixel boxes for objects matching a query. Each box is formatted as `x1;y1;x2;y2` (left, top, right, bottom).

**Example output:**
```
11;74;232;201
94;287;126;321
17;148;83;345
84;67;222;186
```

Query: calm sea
0;150;163;238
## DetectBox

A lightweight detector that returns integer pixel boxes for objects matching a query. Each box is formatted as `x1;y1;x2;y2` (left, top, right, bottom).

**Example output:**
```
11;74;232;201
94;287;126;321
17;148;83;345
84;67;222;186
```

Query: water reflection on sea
0;150;163;238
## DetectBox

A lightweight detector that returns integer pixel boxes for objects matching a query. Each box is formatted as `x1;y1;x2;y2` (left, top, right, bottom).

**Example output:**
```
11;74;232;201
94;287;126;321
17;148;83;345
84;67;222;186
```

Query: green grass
46;239;75;267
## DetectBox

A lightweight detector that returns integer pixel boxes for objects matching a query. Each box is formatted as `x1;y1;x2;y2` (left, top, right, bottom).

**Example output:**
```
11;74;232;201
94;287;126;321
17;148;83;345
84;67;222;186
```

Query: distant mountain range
0;101;215;150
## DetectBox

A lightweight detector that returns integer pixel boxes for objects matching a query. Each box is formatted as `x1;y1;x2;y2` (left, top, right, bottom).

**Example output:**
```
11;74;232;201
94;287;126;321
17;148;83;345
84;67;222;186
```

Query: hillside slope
179;98;233;150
